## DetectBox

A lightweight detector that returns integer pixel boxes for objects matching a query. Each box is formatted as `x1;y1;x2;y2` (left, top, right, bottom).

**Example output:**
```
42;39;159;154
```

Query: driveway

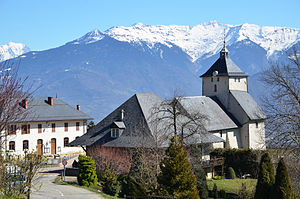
31;166;104;199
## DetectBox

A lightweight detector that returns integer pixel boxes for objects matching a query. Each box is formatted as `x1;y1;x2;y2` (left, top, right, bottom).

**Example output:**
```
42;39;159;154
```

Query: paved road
31;167;104;199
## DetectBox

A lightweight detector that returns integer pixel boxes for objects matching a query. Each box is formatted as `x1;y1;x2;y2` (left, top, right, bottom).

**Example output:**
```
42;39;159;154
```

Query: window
234;78;237;82
220;131;223;137
23;140;29;150
214;84;217;92
255;122;258;128
111;128;120;138
64;123;68;132
64;137;69;147
76;122;80;131
21;124;30;134
9;141;15;151
211;77;213;82
52;123;55;132
38;124;42;133
238;78;240;82
8;125;17;135
217;77;219;82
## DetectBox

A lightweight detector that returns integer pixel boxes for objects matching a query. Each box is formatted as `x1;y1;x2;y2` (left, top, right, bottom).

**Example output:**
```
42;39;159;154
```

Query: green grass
53;177;118;199
207;178;257;194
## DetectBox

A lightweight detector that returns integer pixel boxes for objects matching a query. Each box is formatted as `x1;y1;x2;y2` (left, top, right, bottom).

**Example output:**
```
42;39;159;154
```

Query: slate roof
179;96;238;131
17;98;92;122
230;90;267;120
200;49;248;77
70;93;228;148
70;93;163;147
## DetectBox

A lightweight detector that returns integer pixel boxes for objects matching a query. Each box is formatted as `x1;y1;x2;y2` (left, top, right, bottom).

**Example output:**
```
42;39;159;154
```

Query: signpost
62;156;67;181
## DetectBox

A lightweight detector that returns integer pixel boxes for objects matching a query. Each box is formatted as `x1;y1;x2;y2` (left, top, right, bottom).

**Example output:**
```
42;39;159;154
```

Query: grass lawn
207;178;257;194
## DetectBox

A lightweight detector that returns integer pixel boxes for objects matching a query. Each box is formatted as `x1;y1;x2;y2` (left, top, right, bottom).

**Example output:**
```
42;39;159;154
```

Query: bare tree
0;60;43;199
261;48;300;151
150;94;208;145
261;48;300;196
0;60;31;151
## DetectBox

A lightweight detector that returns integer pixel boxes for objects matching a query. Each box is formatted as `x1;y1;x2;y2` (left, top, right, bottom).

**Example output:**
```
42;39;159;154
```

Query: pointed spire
220;29;229;58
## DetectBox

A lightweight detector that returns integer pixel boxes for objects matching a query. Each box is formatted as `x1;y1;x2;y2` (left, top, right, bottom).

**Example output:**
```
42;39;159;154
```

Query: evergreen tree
254;152;275;199
158;136;199;199
77;155;98;186
99;162;120;196
225;167;236;179
189;145;208;199
274;158;297;199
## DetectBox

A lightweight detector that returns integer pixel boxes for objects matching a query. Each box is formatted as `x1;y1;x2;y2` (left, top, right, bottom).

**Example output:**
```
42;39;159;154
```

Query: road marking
56;189;64;197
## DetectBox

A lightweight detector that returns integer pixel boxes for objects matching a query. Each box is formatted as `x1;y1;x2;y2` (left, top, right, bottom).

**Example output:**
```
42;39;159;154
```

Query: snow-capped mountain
3;22;300;121
74;21;299;62
0;42;30;62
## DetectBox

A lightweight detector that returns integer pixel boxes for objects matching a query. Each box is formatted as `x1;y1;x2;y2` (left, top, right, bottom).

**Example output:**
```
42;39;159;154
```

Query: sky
1;0;300;51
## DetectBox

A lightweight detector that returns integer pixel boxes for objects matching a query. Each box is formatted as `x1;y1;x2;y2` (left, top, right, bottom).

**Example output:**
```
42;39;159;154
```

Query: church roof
230;90;267;120
200;47;248;77
179;96;239;131
70;93;228;148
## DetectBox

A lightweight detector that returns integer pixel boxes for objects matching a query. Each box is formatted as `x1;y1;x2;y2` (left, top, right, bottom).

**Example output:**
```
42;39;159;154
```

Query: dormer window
111;128;120;138
110;121;126;138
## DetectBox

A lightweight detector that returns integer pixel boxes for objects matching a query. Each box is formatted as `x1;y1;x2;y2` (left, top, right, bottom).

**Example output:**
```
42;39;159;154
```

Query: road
31;167;104;199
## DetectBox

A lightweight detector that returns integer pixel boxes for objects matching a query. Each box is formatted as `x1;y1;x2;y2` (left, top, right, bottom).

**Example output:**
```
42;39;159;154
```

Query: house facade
4;97;92;156
70;45;266;173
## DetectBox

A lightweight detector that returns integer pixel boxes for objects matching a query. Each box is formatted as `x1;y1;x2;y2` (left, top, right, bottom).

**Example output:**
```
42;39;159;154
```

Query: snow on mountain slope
104;21;300;61
0;42;30;61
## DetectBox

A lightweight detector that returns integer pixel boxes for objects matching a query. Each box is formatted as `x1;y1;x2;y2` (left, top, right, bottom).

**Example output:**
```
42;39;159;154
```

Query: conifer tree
274;158;297;199
99;162;120;196
158;136;199;199
254;152;275;199
77;155;98;186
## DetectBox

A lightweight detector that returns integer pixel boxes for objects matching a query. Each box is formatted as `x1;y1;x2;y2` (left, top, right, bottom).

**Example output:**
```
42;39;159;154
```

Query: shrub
238;183;253;199
219;189;227;199
77;155;98;186
254;152;275;199
157;136;199;199
212;183;218;199
273;158;297;199
98;162;120;196
226;167;236;179
118;174;146;197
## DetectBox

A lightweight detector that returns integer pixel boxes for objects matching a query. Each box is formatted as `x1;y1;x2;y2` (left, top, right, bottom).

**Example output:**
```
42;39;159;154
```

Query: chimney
121;109;125;121
48;97;53;106
23;99;28;109
77;105;80;111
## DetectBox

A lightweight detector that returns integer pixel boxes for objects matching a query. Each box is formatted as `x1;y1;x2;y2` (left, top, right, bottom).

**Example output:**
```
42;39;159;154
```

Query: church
70;44;266;172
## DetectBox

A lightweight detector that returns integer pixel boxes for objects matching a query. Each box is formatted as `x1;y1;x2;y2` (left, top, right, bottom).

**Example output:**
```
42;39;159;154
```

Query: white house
4;97;92;156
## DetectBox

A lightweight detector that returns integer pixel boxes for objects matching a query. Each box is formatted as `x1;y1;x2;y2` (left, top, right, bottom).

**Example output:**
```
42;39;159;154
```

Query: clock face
213;71;218;76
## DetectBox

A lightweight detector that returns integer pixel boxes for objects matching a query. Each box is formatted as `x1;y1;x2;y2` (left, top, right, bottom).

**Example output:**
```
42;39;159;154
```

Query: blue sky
1;0;299;51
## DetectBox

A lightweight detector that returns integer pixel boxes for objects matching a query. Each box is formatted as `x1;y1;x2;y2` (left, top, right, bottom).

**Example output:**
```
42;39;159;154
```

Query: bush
157;136;199;199
238;183;253;199
77;155;98;186
98;162;120;196
118;174;146;197
219;189;227;199
212;183;218;199
254;152;275;199
210;148;260;178
226;167;236;179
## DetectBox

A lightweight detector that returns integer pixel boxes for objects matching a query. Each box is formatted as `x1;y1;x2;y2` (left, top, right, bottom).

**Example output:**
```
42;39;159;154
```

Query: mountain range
1;21;300;121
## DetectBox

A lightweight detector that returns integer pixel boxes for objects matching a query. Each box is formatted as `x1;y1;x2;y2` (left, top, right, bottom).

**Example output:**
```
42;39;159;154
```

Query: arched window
23;140;29;150
64;137;69;147
9;141;15;151
214;84;217;92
